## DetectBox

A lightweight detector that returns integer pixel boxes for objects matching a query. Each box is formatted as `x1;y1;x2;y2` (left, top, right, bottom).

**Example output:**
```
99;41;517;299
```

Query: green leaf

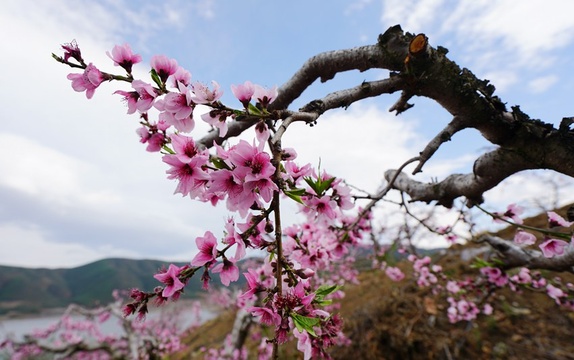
303;175;336;197
315;284;341;298
161;145;175;155
313;284;341;306
470;257;494;269
315;299;332;307
316;176;335;195
284;190;304;204
291;313;320;337
247;103;263;116
211;157;230;170
303;176;319;194
150;68;163;88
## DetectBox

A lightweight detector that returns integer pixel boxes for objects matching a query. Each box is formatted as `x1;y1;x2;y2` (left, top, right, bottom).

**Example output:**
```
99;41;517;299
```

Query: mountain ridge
0;258;204;317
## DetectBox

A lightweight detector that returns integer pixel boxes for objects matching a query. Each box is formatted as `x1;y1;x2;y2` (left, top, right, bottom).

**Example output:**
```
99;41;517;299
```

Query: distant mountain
0;258;216;317
0;246;446;317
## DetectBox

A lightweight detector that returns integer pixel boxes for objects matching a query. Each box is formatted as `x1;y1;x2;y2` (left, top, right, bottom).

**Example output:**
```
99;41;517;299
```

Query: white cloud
484;170;574;212
282;103;424;193
380;0;574;94
528;75;559;94
345;0;374;15
0;134;120;208
0;224;136;268
0;1;229;267
381;0;445;36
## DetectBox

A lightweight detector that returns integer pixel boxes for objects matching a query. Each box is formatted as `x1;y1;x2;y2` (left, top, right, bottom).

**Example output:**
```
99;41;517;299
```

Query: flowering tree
25;24;574;359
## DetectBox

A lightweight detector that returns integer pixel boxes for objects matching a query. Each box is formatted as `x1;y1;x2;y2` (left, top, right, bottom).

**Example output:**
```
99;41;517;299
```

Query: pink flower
238;269;263;301
136;122;167;152
243;177;278;204
511;267;532;284
151;55;179;83
231;80;255;107
412;256;431;272
253;84;278;108
446;281;460;293
212;258;240;286
67;63;104;99
159;110;195;133
548;211;574;228
255;121;270;143
191;231;218;266
169;66;192;88
281;148;297;161
302;195;338;222
546;284;565;304
385;266;405;282
61;40;83;63
114;90;139;114
249;306;281;326
170;134;201;163
106;43;142;73
293;328;313;360
209;169;245;205
115;80;159;114
228;140;275;182
514;230;536;245
156;83;194;120
283;161;312;183
480;267;508;286
191;81;223;104
333;183;354;210
494;203;524;224
163;154;210;197
201;111;229;137
153;264;185;298
482;303;493;315
223;218;247;260
539;238;569;258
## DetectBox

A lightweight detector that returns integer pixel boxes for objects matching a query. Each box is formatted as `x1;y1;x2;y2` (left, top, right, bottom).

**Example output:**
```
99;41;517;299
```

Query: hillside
175;205;574;359
0;258;203;317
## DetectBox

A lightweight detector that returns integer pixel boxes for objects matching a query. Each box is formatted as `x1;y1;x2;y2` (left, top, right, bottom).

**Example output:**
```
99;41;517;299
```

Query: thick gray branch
198;28;410;148
480;234;574;272
386;147;537;207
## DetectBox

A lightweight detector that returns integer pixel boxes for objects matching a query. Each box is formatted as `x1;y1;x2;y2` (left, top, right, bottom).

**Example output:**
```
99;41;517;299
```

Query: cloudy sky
1;0;574;268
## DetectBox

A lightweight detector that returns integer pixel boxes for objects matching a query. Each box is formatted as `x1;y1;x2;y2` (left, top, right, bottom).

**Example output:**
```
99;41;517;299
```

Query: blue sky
2;0;574;268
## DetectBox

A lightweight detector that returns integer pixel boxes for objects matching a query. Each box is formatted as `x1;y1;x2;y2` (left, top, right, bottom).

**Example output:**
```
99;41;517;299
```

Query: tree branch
479;234;574;272
198;24;574;208
386;147;537;207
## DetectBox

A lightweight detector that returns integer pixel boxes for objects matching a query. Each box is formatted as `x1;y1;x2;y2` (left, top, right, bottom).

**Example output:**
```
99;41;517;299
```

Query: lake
0;301;216;341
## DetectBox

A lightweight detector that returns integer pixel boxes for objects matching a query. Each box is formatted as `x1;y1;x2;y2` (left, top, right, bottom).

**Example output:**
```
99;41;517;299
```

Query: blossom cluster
495;205;574;258
54;40;372;359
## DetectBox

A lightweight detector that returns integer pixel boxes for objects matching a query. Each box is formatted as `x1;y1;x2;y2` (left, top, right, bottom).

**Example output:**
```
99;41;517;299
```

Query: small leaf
284;190;304;204
470;258;494;269
315;284;341;298
291;313;320;337
150;69;163;88
316;176;336;196
303;176;319;194
211;157;230;170
314;299;332;307
247;103;263;116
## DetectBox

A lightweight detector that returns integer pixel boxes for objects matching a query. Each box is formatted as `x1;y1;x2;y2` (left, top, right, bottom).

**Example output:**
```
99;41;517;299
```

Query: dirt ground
331;266;574;360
